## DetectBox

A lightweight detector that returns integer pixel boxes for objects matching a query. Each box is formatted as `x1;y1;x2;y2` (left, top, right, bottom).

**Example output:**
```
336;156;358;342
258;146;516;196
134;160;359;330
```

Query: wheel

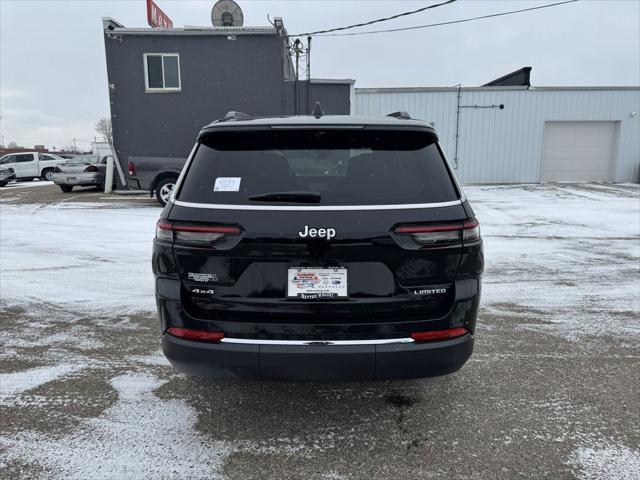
0;181;7;187
155;177;177;206
42;169;54;181
60;185;73;193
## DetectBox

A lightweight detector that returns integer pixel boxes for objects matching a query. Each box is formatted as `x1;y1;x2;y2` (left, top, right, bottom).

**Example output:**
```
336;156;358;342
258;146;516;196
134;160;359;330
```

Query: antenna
211;0;244;27
312;102;324;118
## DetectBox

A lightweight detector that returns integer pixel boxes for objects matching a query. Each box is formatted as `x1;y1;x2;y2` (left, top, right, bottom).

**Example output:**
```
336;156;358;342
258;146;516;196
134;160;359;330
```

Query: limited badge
188;272;218;282
412;288;447;296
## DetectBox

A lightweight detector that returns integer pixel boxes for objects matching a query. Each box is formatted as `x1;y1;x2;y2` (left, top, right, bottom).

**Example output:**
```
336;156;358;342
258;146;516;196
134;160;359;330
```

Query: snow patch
569;439;640;480
1;180;54;189
0;363;84;397
1;372;232;480
130;351;172;367
465;184;640;342
0;202;158;314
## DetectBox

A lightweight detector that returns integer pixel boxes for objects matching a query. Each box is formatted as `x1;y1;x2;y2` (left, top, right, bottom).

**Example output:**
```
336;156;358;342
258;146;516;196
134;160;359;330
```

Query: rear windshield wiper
248;191;321;203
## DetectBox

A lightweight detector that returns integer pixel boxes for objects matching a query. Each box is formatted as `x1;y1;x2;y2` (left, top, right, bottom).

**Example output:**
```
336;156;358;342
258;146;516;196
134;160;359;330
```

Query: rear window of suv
176;129;460;206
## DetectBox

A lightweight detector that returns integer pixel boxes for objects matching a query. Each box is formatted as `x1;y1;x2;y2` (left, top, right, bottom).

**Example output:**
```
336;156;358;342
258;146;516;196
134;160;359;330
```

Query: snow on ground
569;439;640;480
0;183;639;479
0;363;85;397
0;202;158;314
1;372;232;480
1;370;319;479
465;184;640;341
1;180;54;189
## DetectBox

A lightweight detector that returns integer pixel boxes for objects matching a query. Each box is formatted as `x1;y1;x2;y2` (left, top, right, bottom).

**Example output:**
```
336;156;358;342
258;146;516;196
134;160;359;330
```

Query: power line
291;0;457;37
308;0;579;37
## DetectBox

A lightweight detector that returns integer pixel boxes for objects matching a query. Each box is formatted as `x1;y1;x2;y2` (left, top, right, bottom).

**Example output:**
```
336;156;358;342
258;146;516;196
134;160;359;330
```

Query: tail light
128;160;137;176
53;166;62;173
395;219;480;246
83;165;99;173
167;327;224;343
411;327;469;342
156;219;242;246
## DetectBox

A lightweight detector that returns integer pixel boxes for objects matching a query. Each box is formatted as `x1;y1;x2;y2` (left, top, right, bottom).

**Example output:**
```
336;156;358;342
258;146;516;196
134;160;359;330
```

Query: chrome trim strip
172;199;463;211
221;337;415;346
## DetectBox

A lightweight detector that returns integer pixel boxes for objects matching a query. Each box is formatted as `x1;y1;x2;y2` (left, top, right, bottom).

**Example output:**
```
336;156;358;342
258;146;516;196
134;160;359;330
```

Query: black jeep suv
152;110;483;381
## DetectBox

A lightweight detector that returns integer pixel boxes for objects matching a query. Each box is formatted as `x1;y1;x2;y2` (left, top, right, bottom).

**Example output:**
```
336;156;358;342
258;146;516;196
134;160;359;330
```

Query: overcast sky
1;0;638;150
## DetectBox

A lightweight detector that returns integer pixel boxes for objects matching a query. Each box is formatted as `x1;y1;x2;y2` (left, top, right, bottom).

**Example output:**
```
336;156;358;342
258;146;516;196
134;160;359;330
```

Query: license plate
287;267;348;299
67;177;77;182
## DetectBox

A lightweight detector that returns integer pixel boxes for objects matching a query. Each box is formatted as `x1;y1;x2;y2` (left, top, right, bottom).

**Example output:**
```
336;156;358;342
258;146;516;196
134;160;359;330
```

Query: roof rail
387;111;412;120
219;111;252;122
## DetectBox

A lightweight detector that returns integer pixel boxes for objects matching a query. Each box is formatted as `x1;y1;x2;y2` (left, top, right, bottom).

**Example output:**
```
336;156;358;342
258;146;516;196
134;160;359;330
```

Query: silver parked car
52;155;113;193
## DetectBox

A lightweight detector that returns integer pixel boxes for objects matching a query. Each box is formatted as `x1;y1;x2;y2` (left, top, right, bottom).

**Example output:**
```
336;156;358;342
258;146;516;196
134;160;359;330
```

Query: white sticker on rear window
214;177;241;192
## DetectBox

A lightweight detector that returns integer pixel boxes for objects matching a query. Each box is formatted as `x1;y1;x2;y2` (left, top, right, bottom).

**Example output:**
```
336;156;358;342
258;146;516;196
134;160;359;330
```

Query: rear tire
0;181;7;187
155;177;177;206
41;169;54;181
60;185;73;193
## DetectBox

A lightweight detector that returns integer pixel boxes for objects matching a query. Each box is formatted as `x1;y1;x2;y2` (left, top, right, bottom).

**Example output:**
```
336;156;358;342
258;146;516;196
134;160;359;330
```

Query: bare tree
95;118;113;144
8;141;18;148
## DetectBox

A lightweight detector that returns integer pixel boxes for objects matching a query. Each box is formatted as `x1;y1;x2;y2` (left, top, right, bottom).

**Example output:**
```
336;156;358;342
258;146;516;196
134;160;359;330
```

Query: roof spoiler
387;111;412;120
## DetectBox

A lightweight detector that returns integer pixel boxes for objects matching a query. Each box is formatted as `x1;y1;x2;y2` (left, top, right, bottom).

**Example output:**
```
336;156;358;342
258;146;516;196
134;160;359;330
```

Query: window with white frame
144;53;181;92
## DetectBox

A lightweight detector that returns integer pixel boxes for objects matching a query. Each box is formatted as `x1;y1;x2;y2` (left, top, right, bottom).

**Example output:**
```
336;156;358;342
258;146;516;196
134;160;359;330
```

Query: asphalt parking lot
1;182;639;479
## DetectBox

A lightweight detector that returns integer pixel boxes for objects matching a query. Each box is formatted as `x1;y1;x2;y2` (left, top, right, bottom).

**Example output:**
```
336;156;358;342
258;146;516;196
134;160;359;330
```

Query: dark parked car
0;167;16;187
52;154;114;192
152;110;483;381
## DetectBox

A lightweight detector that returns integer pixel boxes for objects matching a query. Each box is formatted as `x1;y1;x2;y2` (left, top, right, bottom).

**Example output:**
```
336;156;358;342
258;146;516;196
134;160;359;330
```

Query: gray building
101;17;353;186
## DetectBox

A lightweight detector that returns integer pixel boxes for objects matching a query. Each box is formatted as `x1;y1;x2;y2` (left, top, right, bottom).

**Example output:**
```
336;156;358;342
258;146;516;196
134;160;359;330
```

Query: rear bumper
52;172;103;186
162;332;473;381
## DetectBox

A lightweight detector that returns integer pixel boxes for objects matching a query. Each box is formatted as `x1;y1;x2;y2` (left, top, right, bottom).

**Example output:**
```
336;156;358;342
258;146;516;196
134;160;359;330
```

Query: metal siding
355;88;640;183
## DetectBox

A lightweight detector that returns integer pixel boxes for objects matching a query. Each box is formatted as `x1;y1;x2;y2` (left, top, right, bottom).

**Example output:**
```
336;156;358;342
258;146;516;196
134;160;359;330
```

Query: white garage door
540;121;616;182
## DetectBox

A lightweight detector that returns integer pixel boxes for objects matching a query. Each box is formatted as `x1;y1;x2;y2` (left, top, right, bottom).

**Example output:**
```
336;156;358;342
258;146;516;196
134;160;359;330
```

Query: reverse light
410;327;469;342
395;219;480;246
167;327;224;342
155;219;242;245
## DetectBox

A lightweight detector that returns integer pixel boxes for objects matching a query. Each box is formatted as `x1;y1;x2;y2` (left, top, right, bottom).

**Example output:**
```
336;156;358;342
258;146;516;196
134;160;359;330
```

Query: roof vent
312;102;324;119
387;111;412;120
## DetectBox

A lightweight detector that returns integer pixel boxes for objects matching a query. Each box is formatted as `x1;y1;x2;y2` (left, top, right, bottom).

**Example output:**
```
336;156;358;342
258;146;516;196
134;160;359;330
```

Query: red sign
146;0;173;28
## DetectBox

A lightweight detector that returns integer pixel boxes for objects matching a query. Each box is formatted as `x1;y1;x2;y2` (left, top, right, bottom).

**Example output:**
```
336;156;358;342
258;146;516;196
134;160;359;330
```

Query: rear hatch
167;127;469;324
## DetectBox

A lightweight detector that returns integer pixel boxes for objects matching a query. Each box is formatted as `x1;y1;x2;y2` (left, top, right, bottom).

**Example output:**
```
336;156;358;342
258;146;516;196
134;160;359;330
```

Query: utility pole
293;38;302;115
73;138;78;153
306;36;312;115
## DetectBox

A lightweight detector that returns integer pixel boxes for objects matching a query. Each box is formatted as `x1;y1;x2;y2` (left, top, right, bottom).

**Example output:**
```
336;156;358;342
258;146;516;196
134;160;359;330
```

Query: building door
540;121;616;182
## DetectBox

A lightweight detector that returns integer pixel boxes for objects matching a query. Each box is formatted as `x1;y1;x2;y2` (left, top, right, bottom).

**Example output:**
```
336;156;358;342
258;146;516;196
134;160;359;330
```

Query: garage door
540;121;616;182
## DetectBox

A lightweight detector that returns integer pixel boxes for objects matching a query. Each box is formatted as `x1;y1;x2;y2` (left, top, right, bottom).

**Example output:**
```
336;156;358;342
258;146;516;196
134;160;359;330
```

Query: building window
144;53;181;92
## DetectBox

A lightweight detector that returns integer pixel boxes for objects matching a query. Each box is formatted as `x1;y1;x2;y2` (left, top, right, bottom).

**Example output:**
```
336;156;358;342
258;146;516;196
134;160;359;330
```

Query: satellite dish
211;0;244;27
